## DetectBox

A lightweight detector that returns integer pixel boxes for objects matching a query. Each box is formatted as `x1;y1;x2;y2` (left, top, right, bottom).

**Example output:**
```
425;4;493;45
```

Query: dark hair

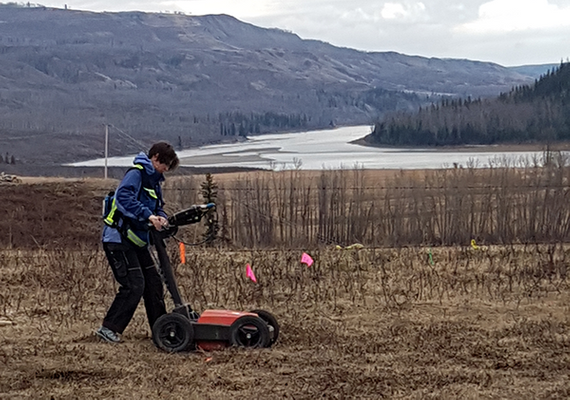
148;142;179;171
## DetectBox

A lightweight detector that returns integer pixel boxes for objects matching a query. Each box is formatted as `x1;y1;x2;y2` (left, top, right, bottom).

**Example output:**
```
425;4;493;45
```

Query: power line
108;124;149;151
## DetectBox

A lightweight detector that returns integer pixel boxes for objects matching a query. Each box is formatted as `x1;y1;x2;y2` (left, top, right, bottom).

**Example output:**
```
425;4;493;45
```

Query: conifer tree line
218;111;309;137
0;153;16;164
368;62;570;146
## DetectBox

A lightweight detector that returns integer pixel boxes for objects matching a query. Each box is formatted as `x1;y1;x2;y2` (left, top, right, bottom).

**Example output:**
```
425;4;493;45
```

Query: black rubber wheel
250;309;279;346
229;316;270;348
152;313;194;353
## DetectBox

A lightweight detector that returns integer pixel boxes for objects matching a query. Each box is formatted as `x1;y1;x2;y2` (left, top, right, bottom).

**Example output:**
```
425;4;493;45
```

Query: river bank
352;135;570;153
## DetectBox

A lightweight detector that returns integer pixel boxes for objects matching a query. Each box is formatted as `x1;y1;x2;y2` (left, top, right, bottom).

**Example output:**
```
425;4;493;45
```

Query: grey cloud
48;0;570;65
245;0;568;65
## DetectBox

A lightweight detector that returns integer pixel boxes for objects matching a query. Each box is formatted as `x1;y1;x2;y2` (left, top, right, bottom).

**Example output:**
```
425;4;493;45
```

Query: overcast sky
40;0;570;66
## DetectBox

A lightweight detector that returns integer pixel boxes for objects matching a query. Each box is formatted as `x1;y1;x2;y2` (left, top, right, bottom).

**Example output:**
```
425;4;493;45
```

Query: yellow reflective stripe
103;164;149;247
132;164;157;198
104;198;117;226
143;187;157;199
126;229;146;247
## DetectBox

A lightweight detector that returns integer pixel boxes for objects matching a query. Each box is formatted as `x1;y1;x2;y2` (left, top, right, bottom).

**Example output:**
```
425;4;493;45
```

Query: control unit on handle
168;203;215;227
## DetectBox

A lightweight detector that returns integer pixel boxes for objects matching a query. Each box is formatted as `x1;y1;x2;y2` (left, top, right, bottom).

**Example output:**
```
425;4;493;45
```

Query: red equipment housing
150;205;279;353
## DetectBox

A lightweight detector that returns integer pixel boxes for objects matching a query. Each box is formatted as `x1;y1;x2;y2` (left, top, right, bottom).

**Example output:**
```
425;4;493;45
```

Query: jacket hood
133;152;165;182
133;152;154;174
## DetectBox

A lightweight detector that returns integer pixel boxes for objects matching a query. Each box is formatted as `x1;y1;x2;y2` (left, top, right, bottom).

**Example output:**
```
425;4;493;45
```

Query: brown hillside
0;178;110;249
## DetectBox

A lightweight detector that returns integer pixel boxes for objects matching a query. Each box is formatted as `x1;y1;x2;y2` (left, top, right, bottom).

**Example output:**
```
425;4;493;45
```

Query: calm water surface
72;126;551;170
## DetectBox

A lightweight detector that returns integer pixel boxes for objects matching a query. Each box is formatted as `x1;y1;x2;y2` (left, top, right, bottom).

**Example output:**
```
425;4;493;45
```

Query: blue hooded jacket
102;152;167;245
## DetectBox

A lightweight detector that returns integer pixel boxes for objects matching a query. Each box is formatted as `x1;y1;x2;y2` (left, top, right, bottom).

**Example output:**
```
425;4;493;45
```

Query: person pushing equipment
96;142;179;343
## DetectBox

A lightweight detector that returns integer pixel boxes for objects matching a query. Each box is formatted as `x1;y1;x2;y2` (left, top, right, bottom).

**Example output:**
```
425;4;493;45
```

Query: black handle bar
168;203;215;228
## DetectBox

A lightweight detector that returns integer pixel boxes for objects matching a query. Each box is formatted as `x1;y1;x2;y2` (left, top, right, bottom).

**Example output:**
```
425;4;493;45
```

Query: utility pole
104;124;109;180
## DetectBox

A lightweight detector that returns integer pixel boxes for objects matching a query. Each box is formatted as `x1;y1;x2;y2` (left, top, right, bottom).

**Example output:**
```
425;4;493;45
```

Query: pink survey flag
301;252;314;267
246;264;257;283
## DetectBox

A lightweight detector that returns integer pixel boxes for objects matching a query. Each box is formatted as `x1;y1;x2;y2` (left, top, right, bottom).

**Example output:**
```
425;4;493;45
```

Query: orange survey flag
179;242;186;264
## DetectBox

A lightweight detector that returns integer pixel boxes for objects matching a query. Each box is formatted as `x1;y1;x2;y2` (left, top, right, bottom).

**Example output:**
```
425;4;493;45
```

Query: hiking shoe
95;326;120;343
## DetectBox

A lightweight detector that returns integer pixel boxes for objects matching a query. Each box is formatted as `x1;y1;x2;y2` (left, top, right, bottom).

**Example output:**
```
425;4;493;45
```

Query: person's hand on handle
149;215;168;231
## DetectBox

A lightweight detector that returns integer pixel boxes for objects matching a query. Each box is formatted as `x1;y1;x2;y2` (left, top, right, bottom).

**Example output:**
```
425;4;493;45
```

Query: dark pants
102;242;166;334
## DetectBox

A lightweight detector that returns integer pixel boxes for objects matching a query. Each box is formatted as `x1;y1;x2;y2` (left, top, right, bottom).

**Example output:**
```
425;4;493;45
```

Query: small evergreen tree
218;206;230;244
200;173;219;244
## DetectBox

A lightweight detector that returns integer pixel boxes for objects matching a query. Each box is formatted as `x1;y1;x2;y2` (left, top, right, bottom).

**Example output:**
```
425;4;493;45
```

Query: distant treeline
218;112;310;137
0;152;16;164
368;62;570;146
217;87;430;137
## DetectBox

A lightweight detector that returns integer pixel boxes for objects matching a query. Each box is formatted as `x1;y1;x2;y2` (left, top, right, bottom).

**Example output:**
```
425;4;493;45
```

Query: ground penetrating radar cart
150;204;279;352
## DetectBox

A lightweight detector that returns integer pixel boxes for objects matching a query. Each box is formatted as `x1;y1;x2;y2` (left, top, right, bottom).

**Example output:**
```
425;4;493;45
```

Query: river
71;125;553;170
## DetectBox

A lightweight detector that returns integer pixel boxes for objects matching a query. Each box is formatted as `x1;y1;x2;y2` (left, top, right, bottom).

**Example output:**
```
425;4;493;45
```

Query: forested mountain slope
366;62;570;147
0;4;537;164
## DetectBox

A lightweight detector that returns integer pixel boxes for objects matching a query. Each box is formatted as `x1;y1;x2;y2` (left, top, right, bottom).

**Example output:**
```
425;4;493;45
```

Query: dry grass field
1;172;569;399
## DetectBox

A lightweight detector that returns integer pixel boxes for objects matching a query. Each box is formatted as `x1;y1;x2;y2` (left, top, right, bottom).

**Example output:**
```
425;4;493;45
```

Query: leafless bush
1;243;569;398
0;243;567;326
163;157;570;248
